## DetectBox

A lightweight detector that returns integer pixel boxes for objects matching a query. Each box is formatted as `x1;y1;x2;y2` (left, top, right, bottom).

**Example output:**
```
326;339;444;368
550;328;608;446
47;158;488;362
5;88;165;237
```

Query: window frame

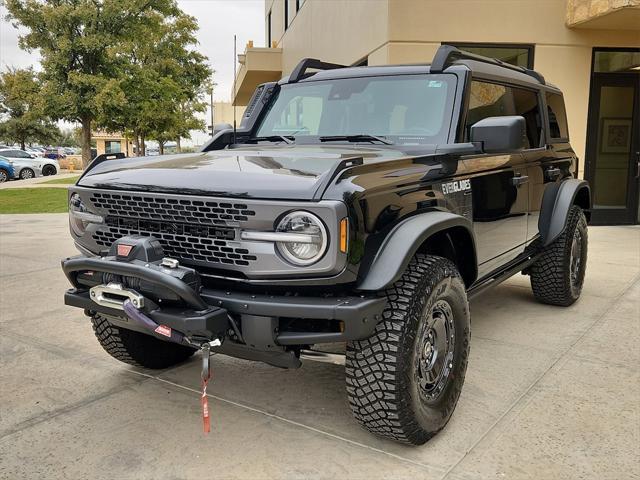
444;42;535;70
267;10;272;47
284;0;289;30
465;77;546;150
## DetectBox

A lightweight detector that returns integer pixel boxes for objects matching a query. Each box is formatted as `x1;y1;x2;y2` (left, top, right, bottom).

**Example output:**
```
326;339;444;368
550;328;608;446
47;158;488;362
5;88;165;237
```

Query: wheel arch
539;179;591;247
356;212;477;291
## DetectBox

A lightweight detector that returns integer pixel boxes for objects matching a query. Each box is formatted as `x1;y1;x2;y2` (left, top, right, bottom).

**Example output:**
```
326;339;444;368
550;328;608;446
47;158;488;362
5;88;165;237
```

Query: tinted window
257;74;456;145
466;81;542;148
2;149;30;158
546;92;569;140
447;43;533;69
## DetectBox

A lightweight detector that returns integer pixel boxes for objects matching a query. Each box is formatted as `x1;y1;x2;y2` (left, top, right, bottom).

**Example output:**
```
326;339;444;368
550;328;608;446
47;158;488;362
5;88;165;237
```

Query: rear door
462;80;530;277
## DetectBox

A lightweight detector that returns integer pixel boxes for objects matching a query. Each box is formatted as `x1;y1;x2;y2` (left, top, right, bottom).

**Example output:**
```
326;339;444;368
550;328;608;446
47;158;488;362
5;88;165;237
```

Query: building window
445;42;534;69
267;10;272;46
105;141;121;154
593;48;640;73
284;0;289;30
466;81;542;148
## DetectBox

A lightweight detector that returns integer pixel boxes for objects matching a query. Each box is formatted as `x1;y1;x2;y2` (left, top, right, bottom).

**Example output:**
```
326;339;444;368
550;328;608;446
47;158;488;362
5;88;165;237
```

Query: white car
0;148;59;179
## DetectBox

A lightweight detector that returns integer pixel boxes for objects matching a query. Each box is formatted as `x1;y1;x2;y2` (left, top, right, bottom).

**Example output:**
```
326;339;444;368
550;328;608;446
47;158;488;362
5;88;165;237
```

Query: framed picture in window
600;117;632;154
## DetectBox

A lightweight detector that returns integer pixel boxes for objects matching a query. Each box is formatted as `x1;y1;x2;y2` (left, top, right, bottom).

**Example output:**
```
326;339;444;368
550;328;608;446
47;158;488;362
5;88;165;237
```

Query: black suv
62;46;590;445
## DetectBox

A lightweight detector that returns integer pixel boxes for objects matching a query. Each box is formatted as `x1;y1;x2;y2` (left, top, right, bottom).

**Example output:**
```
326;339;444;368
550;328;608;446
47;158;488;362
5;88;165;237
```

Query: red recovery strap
201;342;212;434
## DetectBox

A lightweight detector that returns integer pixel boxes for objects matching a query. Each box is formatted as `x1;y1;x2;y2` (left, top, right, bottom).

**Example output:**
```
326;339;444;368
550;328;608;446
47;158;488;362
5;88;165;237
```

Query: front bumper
62;255;386;351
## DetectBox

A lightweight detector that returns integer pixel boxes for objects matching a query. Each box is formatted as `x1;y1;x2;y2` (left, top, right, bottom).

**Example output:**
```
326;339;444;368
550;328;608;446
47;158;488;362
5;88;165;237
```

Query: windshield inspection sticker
428;80;444;88
442;179;471;195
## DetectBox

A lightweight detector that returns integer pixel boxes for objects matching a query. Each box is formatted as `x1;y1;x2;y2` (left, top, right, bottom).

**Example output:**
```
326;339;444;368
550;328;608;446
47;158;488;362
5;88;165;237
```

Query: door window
466;81;542;148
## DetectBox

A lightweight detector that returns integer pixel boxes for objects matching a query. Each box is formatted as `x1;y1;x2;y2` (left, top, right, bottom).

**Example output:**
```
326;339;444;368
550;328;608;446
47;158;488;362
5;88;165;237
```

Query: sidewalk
0;171;80;189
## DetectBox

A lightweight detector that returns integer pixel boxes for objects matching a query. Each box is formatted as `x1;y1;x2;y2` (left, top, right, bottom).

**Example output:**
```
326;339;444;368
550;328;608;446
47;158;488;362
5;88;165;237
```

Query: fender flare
538;178;590;247
356;211;477;291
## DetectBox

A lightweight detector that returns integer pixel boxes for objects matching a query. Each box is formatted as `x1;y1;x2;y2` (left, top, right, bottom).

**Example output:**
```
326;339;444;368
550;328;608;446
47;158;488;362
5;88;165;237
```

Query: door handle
511;175;529;187
636;152;639;179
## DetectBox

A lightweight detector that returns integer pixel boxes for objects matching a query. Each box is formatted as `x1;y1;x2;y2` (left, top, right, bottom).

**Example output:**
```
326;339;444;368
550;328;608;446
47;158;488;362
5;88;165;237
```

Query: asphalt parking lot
1;213;638;480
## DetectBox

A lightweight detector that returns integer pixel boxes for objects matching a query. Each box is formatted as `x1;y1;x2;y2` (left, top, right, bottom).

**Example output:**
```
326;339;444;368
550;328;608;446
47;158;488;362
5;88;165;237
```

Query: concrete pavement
0;172;80;189
0;213;638;480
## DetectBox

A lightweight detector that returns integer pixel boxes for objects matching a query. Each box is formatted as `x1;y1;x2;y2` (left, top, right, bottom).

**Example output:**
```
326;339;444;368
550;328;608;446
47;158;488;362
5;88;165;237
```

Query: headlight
69;193;103;236
275;211;328;266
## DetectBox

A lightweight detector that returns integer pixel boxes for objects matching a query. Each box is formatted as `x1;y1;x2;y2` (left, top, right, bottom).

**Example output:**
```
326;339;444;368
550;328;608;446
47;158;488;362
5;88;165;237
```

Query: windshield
255;74;456;145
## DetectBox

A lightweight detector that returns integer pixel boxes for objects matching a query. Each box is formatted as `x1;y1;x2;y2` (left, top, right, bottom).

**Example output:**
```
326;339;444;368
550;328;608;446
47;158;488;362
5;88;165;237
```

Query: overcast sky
0;0;265;145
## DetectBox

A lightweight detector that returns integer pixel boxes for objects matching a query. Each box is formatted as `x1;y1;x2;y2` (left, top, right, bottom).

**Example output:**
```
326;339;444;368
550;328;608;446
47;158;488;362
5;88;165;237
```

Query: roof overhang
566;1;640;29
232;48;282;106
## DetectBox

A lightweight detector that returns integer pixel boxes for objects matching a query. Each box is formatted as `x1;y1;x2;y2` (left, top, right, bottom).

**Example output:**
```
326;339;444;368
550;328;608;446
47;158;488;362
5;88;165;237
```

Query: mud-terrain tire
530;206;588;307
91;314;196;369
346;254;470;445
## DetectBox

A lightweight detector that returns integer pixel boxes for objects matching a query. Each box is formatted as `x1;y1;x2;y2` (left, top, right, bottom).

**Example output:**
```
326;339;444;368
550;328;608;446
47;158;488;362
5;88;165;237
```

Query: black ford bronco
62;46;590;445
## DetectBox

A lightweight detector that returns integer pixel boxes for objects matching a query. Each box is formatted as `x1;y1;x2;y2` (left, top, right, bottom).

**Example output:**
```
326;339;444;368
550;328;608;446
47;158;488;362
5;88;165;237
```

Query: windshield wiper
248;135;294;144
319;134;394;145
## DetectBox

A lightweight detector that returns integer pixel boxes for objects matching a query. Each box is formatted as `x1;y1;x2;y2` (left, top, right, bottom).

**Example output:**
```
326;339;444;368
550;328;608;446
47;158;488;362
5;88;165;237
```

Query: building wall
213;102;246;127
264;0;640;178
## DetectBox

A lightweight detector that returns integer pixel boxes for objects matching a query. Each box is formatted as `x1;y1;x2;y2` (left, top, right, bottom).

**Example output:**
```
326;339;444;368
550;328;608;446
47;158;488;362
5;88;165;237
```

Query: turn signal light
339;218;349;253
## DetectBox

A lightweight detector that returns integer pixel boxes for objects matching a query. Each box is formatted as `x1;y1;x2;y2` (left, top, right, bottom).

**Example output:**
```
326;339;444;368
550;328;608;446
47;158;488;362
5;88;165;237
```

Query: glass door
585;57;640;225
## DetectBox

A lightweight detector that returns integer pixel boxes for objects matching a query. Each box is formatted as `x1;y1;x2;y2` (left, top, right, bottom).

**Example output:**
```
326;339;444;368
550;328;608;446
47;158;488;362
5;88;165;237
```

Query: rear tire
42;164;56;176
91;314;196;369
346;254;470;445
19;168;35;179
530;205;588;306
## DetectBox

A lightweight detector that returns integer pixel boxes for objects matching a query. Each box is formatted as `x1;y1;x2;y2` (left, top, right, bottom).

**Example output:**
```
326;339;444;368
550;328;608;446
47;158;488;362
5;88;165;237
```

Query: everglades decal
442;179;471;195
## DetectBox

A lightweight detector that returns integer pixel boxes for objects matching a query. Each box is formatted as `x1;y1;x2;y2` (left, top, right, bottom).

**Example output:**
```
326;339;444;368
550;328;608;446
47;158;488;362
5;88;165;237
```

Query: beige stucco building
93;131;135;156
233;0;640;224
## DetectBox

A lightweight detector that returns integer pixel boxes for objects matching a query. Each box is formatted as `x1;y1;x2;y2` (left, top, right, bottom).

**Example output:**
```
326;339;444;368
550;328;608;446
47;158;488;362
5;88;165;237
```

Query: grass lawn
41;175;80;185
0;188;68;214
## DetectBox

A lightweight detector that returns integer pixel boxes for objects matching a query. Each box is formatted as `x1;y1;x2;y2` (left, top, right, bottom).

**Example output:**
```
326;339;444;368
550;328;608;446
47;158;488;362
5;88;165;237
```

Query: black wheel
0;169;8;183
530;205;588;306
19;168;35;179
42;164;56;176
346;254;470;445
91;314;196;369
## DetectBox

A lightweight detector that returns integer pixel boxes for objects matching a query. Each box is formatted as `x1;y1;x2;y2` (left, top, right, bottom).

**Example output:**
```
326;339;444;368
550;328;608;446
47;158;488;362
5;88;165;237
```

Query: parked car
0;148;59;178
44;147;67;160
0;156;15;183
61;46;590;445
26;147;45;157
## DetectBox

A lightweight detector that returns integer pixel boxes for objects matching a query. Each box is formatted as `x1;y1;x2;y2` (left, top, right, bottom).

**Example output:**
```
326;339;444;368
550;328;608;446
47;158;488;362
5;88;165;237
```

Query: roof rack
288;58;347;83
430;45;545;85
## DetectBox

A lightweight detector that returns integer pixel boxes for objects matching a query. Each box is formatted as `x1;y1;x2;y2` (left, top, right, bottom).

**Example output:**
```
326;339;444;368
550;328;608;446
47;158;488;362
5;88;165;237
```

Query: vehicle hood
77;146;435;200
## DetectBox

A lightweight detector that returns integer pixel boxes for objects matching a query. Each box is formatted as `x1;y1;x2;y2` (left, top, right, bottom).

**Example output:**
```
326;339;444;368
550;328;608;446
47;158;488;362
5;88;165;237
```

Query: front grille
89;192;259;268
90;192;256;226
93;218;257;267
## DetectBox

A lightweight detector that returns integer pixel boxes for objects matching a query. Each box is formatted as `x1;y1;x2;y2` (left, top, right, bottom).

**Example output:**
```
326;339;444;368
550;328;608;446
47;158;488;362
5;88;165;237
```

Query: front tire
530;205;588;306
0;168;8;183
346;254;470;445
91;314;196;369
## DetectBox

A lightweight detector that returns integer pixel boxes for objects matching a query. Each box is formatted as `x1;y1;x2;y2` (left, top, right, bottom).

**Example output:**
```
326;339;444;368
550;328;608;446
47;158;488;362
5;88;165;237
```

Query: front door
585;68;640;225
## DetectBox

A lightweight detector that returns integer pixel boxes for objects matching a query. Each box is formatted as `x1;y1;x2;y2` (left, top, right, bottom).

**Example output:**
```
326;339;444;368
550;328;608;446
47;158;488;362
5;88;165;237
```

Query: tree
6;0;185;166
0;68;59;149
95;9;210;156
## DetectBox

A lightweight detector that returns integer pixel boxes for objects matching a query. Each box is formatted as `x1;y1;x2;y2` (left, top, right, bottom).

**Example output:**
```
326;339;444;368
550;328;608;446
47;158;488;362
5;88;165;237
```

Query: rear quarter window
546;92;569;140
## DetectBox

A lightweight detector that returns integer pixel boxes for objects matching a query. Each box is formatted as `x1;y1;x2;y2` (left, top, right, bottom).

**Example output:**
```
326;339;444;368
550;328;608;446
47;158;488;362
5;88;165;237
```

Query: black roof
283;45;561;93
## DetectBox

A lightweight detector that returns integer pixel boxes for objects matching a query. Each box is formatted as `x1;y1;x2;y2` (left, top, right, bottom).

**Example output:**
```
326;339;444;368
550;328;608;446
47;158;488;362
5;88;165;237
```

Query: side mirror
470;116;526;153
